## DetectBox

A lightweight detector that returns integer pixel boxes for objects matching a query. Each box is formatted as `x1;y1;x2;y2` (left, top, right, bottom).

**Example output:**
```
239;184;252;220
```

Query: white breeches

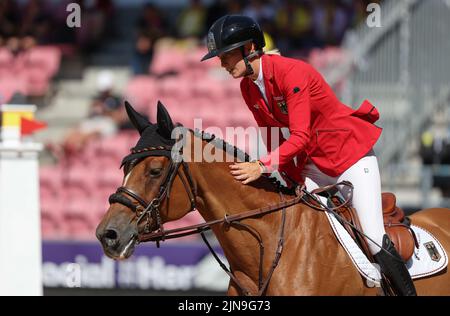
301;150;386;255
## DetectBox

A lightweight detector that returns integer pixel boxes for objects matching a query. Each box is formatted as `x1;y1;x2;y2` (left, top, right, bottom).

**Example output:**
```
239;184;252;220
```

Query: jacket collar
261;54;274;82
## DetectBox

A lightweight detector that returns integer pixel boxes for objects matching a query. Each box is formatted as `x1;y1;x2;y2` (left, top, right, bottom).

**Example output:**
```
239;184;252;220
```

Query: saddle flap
385;226;416;262
331;192;416;262
382;192;396;215
382;192;415;261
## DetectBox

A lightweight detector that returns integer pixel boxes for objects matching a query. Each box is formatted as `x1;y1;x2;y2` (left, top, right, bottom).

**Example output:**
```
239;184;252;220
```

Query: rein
138;191;305;242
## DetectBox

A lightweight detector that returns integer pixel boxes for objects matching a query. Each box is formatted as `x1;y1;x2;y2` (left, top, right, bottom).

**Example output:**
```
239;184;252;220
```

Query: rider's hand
230;161;265;185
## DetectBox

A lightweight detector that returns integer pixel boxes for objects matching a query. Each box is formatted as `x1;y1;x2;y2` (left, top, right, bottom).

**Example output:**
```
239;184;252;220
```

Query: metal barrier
421;165;450;208
329;0;450;176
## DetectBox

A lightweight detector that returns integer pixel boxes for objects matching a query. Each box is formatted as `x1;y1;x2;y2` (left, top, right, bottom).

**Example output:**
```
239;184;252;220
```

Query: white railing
329;0;450;180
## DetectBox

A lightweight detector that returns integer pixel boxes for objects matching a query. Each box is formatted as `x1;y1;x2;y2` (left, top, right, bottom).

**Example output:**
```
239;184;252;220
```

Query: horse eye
149;168;162;177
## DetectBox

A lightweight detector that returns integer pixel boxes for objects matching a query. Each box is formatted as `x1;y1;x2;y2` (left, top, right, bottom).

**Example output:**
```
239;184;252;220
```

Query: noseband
108;147;197;247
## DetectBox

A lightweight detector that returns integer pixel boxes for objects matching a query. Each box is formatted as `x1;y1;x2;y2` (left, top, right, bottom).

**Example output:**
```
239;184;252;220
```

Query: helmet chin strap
240;46;263;77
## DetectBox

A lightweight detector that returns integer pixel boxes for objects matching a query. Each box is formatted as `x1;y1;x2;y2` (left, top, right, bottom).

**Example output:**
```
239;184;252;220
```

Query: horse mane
189;128;295;195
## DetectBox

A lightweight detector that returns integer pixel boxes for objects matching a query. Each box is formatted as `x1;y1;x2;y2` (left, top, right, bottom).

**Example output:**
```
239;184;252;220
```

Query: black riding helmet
201;15;265;62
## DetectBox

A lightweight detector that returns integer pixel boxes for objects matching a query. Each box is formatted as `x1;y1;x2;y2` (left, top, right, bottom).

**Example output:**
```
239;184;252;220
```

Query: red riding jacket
240;54;382;184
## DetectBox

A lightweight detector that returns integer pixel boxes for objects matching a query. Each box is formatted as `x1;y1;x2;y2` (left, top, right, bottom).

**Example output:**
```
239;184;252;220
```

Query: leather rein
108;146;353;296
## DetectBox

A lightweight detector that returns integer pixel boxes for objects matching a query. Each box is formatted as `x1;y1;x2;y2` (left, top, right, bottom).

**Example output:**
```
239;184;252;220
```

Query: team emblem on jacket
277;101;288;114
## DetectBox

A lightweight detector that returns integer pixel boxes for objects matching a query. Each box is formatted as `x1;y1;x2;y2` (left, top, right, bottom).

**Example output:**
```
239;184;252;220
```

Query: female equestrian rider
201;15;416;296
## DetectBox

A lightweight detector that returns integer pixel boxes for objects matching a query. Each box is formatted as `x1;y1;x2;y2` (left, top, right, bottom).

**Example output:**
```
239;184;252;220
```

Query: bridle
108;145;198;247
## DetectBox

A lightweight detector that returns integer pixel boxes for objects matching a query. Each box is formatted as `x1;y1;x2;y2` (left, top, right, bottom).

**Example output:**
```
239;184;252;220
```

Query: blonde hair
264;49;281;56
262;32;281;56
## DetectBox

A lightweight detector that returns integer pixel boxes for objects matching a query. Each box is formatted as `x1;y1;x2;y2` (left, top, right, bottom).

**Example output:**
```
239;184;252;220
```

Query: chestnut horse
96;102;450;295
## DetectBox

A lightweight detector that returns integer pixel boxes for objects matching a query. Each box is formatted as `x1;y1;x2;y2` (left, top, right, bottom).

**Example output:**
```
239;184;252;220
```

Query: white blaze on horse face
119;236;136;259
123;168;134;186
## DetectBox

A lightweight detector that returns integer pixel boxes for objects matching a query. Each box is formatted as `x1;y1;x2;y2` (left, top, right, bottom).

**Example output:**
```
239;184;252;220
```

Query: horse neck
190;159;336;293
182;130;283;221
183;132;317;288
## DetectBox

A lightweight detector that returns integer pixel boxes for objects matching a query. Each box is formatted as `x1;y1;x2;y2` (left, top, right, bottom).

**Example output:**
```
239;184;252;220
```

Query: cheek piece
240;46;264;77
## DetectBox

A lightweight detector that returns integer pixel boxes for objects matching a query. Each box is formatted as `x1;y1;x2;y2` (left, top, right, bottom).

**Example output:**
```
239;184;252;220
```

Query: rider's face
218;49;246;79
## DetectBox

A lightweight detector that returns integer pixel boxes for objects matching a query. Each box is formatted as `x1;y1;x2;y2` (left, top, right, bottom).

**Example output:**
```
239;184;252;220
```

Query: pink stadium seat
65;199;95;218
63;187;92;205
151;49;186;75
125;76;158;112
159;77;191;101
41;217;59;239
222;79;242;98
23;67;50;96
25;46;62;78
40;195;64;239
97;170;124;189
0;48;13;64
190;77;225;102
92;198;110;223
98;134;133;158
0;76;28;103
40;166;63;192
63;198;98;240
185;47;209;69
41;196;62;218
64;165;97;189
0;48;14;75
63;217;96;240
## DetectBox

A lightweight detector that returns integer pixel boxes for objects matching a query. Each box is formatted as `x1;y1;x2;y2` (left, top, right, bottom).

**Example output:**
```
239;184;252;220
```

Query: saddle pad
324;211;382;286
325;212;448;283
406;224;448;279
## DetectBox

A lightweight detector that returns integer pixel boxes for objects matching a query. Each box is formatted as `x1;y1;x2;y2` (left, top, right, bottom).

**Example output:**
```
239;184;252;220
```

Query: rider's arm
259;68;311;172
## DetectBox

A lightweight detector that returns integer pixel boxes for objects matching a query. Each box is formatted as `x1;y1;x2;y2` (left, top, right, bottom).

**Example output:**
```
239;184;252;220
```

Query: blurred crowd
132;0;381;74
0;0;114;53
57;70;134;155
420;114;450;197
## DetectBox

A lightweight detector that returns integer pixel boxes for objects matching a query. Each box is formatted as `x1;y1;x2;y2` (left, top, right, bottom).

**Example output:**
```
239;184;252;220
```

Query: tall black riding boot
373;234;417;296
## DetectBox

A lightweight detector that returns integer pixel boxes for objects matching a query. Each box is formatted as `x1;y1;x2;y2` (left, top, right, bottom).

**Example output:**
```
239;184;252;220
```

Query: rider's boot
373;234;417;296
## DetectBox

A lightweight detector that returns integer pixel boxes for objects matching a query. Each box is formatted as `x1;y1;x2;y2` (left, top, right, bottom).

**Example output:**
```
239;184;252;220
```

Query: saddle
329;192;418;262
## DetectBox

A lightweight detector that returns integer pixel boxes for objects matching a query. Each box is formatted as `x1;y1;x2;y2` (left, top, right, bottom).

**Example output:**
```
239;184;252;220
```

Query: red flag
20;117;47;136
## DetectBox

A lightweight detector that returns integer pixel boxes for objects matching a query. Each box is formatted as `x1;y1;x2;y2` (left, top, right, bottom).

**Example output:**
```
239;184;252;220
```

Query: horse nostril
102;228;119;248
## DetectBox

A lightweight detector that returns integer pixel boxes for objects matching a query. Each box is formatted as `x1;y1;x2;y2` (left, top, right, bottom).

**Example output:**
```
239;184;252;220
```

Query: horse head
96;101;195;259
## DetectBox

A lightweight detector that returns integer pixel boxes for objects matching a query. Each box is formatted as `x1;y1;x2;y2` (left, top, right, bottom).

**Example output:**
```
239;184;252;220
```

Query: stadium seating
0;46;62;101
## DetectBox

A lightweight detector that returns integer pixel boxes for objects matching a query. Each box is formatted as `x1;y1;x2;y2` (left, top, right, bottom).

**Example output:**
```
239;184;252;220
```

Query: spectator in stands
132;3;168;75
75;0;113;51
348;0;367;29
420;126;450;198
420;127;450;165
20;0;53;45
206;0;228;29
274;0;314;54
242;0;275;24
226;0;245;14
59;71;129;153
0;0;20;47
176;0;207;39
312;0;349;47
201;14;417;296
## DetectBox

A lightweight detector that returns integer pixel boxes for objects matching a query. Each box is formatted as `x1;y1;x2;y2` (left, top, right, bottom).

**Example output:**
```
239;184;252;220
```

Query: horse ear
156;100;174;139
124;101;151;135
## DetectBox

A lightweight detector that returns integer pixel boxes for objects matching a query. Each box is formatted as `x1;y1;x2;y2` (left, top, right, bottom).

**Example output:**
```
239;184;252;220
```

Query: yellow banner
2;111;34;127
